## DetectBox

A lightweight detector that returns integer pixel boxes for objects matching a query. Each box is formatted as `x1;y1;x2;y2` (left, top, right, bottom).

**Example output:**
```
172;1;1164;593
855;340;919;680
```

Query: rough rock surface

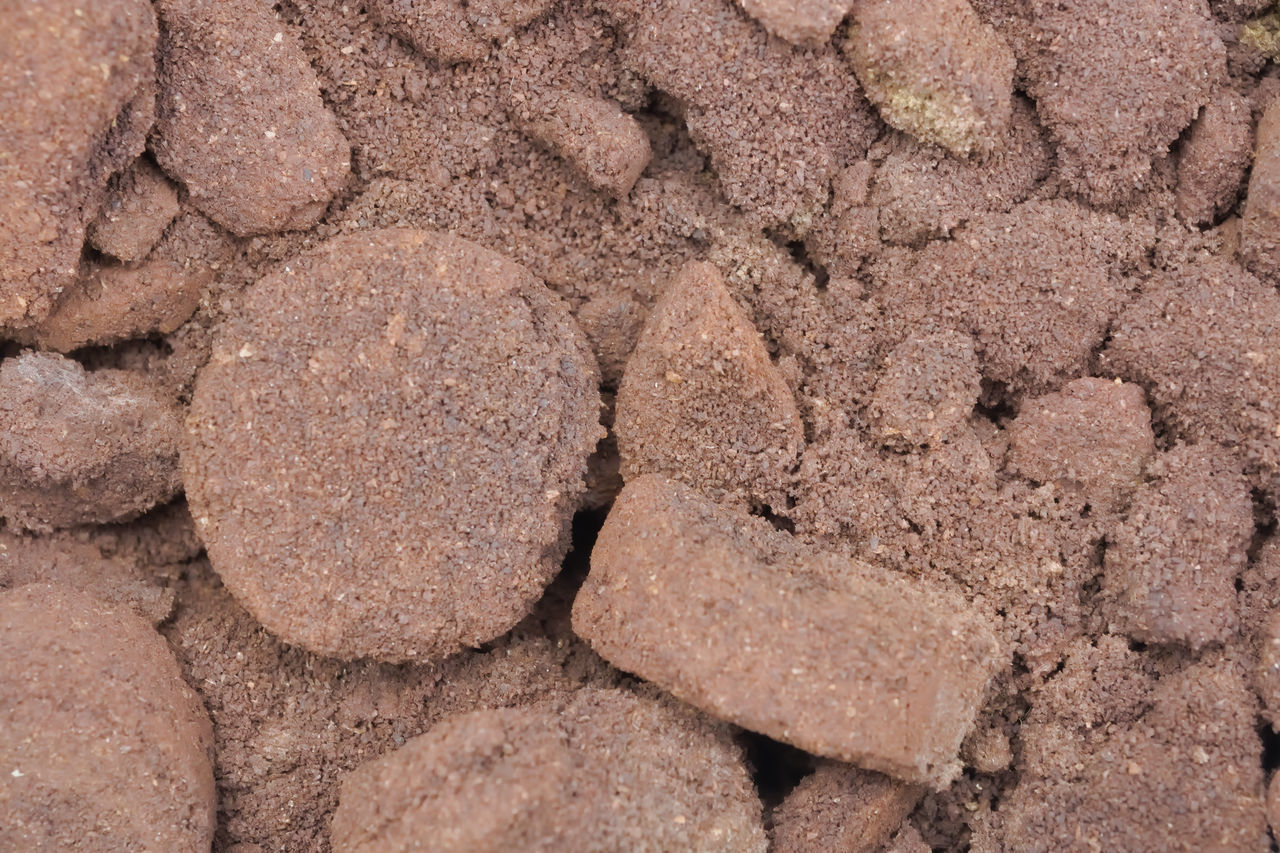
0;0;158;328
0;584;215;852
573;475;1002;787
152;0;350;235
184;228;601;662
615;261;804;508
0;352;182;531
331;689;767;852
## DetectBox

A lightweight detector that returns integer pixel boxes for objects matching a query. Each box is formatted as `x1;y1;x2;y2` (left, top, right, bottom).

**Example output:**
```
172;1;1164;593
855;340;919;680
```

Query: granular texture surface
868;330;980;449
1243;92;1280;277
771;762;921;853
972;639;1267;852
87;157;181;263
162;558;619;851
0;0;157;328
0;352;182;531
151;0;350;236
615;261;804;508
184;227;601;661
609;0;879;233
331;688;766;852
0;529;173;625
845;0;1015;155
862;96;1050;247
1007;377;1155;515
366;0;555;64
516;90;652;199
1018;0;1224;205
573;474;1002;787
19;209;233;352
6;0;1280;847
1176;88;1253;227
1103;443;1253;648
880;198;1147;396
0;583;215;852
1101;257;1280;498
739;0;855;44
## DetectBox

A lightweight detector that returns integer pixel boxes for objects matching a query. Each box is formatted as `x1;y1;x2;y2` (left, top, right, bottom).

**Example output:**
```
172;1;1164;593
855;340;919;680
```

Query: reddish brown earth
3;0;1280;849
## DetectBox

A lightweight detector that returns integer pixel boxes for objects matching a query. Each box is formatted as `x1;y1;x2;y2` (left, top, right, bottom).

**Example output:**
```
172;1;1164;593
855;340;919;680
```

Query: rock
152;0;350;235
0;352;182;531
616;261;804;507
0;584;214;852
0;0;157;328
845;0;1015;156
572;475;1003;787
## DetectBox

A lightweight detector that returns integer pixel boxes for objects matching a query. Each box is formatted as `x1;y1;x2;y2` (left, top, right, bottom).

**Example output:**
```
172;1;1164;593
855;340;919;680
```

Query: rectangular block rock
572;474;1003;787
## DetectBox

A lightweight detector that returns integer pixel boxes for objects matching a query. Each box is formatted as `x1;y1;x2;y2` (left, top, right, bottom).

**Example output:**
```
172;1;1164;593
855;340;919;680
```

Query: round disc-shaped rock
0;584;215;851
184;228;600;662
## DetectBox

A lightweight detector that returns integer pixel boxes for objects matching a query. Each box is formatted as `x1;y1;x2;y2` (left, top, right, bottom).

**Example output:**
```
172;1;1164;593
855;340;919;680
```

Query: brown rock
1104;444;1252;649
883;199;1146;397
87;158;181;263
976;643;1267;852
515;91;651;198
164;559;618;851
0;530;173;626
572;475;1003;787
184;228;601;662
331;689;767;852
845;0;1015;156
1243;94;1280;278
18;210;232;352
611;0;878;232
1007;377;1156;515
0;584;215;852
962;725;1013;774
152;0;350;235
0;0;157;328
367;0;555;64
739;0;855;44
85;502;202;576
867;97;1051;246
1176;89;1253;226
168;556;620;849
1020;0;1224;205
0;352;182;531
1101;257;1280;498
616;261;804;507
1242;532;1280;640
771;762;921;853
882;825;930;853
869;330;980;449
1257;612;1280;728
793;424;1082;673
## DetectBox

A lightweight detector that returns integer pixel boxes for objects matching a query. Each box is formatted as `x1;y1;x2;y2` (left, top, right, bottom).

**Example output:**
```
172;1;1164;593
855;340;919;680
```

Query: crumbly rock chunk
87;158;181;263
184;228;601;662
0;0;157;327
331;689;766;852
0;584;214;852
1103;444;1252;649
1007;377;1155;515
573;475;1003;787
845;0;1015;155
152;0;350;235
869;330;980;449
771;762;921;853
0;352;182;531
1020;0;1224;205
616;261;804;507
